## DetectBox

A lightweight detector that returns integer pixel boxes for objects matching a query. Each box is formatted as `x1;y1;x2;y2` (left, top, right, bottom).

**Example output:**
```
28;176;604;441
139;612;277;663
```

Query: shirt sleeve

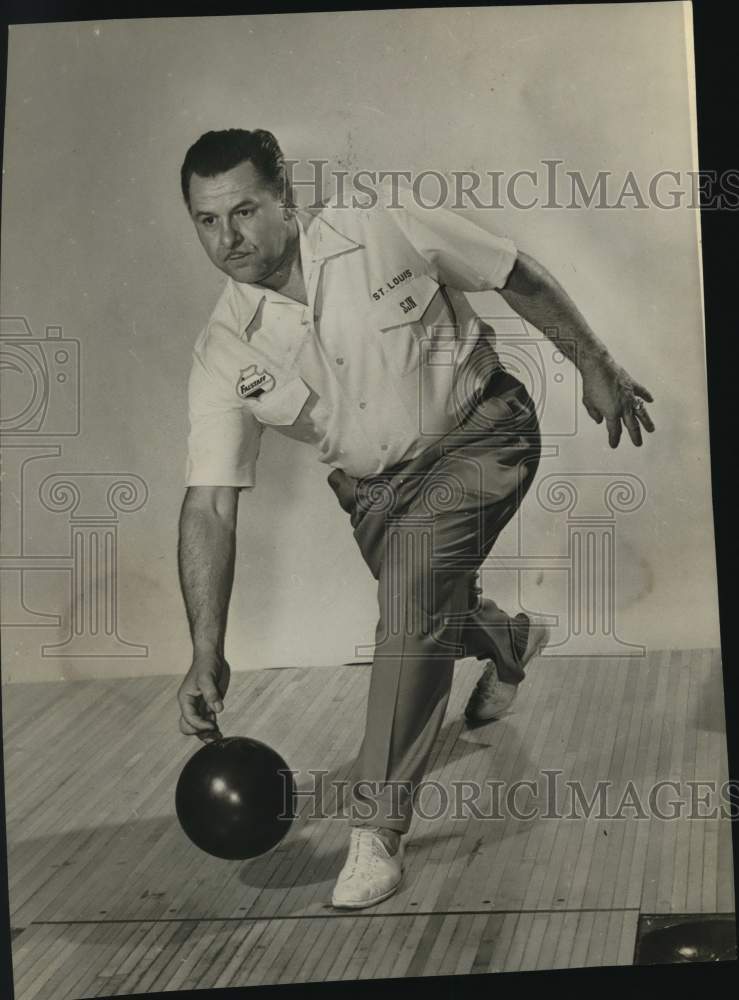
386;191;518;292
184;288;264;489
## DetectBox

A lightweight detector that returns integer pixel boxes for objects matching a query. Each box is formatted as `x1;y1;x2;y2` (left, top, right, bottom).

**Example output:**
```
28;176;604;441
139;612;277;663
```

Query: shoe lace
345;830;389;876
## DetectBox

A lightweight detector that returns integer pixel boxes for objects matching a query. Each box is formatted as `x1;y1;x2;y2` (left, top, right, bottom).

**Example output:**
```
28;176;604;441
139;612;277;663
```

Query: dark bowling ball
175;736;295;860
638;917;737;964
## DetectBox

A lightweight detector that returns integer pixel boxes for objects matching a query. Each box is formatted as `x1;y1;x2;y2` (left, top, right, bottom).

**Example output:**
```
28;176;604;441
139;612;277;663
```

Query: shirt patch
371;268;413;301
236;364;276;400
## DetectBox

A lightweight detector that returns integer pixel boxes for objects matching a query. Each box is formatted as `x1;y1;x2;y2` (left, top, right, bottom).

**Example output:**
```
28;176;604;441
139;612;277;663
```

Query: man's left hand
580;357;655;448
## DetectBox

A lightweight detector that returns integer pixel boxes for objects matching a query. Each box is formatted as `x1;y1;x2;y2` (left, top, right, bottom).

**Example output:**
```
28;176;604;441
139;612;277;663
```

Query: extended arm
176;485;240;738
498;252;655;447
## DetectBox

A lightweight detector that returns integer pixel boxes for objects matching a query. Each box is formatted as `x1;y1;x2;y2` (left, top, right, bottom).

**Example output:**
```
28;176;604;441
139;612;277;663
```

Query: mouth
227;251;253;262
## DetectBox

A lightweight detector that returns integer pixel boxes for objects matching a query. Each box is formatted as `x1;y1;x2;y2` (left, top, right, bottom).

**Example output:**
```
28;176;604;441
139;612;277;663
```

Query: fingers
179;714;221;743
623;410;643;447
179;712;216;737
196;726;222;745
198;674;224;714
218;662;231;699
606;417;622;449
178;691;218;736
633;404;655;433
633;382;654;403
583;399;604;424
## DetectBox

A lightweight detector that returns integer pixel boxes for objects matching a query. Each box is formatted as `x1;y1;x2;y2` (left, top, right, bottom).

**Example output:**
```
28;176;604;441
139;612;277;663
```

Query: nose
220;221;242;254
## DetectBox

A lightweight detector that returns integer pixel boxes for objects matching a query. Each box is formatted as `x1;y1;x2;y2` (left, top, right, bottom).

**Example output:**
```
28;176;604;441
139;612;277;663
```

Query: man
176;129;654;910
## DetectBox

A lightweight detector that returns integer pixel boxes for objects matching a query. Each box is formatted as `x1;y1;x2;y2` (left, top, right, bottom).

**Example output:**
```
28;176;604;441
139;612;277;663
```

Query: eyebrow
194;199;258;219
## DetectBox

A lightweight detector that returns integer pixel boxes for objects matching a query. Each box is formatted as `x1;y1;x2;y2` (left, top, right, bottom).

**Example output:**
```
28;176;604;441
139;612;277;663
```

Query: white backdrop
0;4;719;682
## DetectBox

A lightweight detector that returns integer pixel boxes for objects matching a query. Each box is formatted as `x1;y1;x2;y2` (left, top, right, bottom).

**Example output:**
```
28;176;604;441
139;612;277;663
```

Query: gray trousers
327;370;541;833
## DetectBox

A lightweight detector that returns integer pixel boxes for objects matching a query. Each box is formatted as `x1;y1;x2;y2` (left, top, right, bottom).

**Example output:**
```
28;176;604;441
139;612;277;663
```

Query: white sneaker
465;619;550;723
331;827;405;909
465;666;518;723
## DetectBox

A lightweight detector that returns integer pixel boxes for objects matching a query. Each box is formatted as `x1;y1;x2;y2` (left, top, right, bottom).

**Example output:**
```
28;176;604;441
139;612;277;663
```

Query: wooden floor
2;648;735;996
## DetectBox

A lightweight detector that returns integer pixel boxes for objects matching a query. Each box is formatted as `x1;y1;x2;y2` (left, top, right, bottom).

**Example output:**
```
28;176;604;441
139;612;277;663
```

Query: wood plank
485;911;521;972
9;909;655;996
253;917;307;985
403;913;446;979
630;651;670;910
551;910;583;969
219;919;284;987
526;660;583;910
501;911;533;971
568;908;596;969
422;914;460;978
535;910;568;970
211;920;271;989
28;923;123;1000
292;917;337;982
10;923;57;983
389;913;433;979
352;914;401;981
518;912;550;971
549;658;614;907
64;923;156;999
473;660;560;910
562;660;621;910
4;648;735;993
601;909;628;967
277;916;330;984
651;650;685;911
452;911;489;976
189;920;255;989
582;660;630;910
468;911;505;974
123;920;200;995
608;656;652;909
324;915;373;982
617;911;640;965
156;920;224;992
584;909;611;966
331;916;383;982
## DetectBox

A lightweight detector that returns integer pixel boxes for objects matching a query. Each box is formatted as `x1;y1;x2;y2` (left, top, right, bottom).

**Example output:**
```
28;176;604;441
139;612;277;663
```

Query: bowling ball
637;917;737;964
175;735;295;860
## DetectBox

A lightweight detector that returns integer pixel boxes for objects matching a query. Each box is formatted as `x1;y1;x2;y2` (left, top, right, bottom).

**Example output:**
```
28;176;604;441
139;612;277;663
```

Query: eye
200;216;216;227
237;209;252;218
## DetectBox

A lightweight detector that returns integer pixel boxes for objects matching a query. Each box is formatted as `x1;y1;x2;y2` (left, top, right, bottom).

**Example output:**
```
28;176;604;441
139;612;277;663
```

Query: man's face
188;160;292;284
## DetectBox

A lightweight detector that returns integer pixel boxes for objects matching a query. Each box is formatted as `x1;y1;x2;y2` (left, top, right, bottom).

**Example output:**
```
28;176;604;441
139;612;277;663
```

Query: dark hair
180;128;292;208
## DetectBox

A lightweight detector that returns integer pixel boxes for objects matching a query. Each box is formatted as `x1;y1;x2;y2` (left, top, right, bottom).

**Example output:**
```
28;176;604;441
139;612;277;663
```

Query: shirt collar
232;208;363;339
296;207;363;262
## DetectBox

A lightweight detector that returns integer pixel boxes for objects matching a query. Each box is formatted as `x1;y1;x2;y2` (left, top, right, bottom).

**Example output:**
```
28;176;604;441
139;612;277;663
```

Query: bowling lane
9;909;643;998
4;649;734;930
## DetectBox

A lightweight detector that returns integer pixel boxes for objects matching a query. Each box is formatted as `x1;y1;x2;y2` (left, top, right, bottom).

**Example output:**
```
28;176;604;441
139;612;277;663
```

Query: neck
255;218;305;301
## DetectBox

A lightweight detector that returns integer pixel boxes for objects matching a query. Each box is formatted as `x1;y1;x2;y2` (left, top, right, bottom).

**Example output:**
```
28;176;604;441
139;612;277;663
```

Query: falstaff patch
236;364;276;400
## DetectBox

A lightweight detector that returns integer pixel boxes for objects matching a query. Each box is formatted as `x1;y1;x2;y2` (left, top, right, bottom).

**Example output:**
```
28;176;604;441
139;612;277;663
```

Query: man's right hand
177;651;231;741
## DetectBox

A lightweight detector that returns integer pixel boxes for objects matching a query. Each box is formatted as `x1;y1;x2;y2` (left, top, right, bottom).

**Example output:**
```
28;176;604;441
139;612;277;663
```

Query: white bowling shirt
185;196;518;488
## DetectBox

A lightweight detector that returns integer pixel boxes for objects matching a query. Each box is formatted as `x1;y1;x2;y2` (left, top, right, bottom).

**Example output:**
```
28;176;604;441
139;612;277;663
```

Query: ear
282;203;295;220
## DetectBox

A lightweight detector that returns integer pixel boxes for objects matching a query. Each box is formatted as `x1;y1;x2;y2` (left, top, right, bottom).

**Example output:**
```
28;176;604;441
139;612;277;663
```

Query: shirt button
381;444;388;451
359;401;367;409
335;356;344;365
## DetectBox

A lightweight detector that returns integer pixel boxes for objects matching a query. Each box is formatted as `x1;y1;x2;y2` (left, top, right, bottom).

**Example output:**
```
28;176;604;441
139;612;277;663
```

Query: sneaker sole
331;858;405;910
464;691;517;725
331;872;404;910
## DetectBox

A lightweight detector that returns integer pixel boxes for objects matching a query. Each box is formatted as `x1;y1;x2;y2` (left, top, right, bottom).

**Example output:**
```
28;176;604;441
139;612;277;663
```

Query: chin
231;273;262;285
224;263;261;284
